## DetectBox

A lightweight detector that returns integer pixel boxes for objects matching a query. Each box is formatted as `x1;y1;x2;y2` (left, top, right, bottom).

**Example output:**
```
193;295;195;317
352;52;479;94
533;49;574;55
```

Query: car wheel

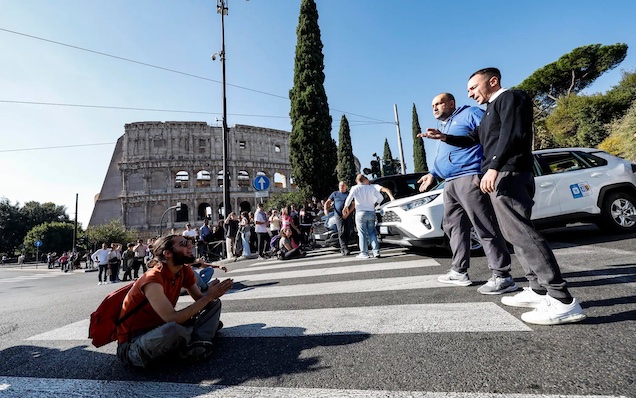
599;192;636;233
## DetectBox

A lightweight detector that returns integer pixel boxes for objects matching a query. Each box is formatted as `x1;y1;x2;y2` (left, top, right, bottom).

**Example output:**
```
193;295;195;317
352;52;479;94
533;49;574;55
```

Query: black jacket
445;89;534;173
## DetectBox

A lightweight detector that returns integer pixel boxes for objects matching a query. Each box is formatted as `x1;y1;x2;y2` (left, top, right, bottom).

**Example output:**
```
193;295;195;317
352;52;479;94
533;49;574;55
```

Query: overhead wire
0;27;393;124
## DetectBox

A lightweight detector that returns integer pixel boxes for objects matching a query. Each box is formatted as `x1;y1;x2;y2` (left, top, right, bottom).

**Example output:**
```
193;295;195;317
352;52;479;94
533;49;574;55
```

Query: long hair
152;234;177;264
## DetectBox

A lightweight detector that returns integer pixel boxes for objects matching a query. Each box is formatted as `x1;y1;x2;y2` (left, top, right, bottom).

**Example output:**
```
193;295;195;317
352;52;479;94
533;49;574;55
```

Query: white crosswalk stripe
0;272;68;284
0;376;623;398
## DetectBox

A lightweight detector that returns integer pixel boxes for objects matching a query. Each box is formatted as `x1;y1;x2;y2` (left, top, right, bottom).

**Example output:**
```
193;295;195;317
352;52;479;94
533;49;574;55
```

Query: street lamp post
215;0;230;218
159;204;179;237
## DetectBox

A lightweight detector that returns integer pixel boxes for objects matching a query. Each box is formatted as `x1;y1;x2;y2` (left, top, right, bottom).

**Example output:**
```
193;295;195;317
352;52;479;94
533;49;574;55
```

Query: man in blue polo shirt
324;181;353;256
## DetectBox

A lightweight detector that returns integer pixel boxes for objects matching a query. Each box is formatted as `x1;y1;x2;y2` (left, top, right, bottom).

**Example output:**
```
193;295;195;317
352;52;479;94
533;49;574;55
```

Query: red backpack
88;282;147;348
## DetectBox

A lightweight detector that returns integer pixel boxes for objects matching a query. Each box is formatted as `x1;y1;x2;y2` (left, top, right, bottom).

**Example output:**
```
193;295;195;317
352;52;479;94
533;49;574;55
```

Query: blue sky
1;0;635;228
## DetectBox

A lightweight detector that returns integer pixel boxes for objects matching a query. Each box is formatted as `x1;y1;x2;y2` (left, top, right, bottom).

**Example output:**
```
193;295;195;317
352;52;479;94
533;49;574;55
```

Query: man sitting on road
116;234;233;368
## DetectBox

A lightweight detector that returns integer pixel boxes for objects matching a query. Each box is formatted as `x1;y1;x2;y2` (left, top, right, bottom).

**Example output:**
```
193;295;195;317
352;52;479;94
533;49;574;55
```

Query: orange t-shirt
116;262;196;343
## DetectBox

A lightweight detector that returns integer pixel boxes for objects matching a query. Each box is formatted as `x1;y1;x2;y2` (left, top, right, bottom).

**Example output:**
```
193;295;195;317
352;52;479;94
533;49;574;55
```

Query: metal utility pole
73;193;78;253
217;0;230;218
394;104;406;174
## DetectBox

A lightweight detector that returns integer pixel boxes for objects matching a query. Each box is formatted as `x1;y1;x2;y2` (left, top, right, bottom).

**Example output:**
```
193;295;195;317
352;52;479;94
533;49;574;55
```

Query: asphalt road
0;223;634;397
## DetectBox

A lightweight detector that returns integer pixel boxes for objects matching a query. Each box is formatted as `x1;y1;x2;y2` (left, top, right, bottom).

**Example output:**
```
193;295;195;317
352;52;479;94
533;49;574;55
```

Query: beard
172;251;195;266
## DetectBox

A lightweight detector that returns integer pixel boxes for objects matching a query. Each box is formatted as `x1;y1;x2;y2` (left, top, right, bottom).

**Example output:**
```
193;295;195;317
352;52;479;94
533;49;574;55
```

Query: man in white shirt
254;202;269;259
92;243;111;285
343;174;384;259
182;223;197;239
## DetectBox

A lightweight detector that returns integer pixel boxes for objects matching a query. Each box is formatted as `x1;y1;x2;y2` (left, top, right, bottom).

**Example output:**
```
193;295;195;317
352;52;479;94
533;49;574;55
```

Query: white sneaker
501;287;546;308
437;270;472;286
97;282;102;285
356;253;370;259
521;295;587;325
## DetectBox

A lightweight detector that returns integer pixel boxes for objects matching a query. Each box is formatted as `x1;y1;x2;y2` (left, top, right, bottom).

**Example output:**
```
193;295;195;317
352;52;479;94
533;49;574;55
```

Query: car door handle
539;182;554;188
590;172;603;178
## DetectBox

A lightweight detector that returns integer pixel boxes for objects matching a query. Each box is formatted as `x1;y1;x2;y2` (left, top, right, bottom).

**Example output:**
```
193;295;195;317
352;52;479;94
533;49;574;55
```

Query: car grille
380;211;401;223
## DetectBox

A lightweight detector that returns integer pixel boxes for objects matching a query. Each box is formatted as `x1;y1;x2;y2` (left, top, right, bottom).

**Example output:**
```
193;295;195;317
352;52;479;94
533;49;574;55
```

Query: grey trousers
489;171;570;299
334;213;353;252
443;175;511;276
117;299;223;368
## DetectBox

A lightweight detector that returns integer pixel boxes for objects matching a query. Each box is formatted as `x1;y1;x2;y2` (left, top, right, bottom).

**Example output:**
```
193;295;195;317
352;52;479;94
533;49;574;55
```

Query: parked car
377;148;636;249
314;211;357;248
371;172;440;204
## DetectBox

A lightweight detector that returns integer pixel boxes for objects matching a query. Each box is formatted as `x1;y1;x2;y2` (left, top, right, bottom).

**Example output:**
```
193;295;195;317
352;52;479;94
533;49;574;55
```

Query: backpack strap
115;298;148;326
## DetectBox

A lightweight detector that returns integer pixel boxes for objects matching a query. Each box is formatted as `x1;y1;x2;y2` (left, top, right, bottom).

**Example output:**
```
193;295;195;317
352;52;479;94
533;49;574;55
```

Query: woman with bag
239;211;252;258
107;243;122;283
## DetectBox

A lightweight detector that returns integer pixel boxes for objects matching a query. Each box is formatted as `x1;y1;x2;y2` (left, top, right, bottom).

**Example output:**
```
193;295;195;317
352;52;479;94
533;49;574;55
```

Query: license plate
379;226;389;235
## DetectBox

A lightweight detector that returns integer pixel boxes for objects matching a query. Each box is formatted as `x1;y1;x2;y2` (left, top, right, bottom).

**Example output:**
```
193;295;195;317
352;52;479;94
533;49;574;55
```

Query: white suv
377;148;636;249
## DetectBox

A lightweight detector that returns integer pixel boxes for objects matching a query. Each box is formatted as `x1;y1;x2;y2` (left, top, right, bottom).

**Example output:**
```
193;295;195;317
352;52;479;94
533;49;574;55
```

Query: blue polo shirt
328;190;350;216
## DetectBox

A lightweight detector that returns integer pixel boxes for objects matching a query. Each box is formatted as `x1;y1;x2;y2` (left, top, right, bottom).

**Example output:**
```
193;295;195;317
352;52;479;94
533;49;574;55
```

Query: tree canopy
23;222;75;256
598;99;636;161
289;0;337;200
545;70;636;147
516;43;627;114
412;104;428;173
86;220;137;250
0;198;70;255
337;114;357;187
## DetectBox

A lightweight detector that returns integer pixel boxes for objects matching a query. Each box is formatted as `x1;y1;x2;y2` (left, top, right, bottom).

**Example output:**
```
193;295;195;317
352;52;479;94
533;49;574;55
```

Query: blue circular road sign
253;175;271;191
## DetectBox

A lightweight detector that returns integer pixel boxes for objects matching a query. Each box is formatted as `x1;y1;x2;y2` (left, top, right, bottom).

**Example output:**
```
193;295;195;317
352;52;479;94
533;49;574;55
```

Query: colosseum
88;121;296;235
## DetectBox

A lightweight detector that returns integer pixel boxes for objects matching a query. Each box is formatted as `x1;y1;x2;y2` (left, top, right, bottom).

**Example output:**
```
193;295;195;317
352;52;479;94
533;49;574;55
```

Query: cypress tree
412;103;428;172
289;0;337;199
382;138;396;176
337;115;357;187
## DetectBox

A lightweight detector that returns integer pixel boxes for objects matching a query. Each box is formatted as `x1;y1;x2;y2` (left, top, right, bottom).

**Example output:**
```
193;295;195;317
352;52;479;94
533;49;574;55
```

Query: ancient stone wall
89;122;295;236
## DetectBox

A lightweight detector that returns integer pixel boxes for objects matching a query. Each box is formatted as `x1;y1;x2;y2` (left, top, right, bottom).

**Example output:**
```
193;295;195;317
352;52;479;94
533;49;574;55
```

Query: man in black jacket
422;68;585;326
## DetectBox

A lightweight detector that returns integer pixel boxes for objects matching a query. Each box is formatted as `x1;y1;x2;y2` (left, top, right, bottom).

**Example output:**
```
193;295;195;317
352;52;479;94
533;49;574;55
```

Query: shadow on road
0;325;371;392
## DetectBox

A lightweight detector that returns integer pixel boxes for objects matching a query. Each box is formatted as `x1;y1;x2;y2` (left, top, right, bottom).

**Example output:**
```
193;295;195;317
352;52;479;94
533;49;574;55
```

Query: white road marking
27;302;530;341
0;376;624;398
179;275;458;302
229;258;439;282
232;250;417;273
216;303;532;336
0;273;68;283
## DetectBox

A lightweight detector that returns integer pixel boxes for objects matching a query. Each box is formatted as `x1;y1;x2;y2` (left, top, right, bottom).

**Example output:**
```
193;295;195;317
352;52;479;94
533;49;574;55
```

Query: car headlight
399;194;440;211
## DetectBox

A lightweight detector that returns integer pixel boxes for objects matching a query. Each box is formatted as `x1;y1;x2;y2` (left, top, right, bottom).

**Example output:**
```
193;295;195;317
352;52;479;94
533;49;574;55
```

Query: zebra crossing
10;246;626;397
0;271;70;284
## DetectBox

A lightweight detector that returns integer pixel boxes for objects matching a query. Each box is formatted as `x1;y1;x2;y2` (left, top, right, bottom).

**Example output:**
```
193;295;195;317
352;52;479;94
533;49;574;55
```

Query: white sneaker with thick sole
437;270;472;286
521;295;587;325
356;253;370;259
501;287;546;308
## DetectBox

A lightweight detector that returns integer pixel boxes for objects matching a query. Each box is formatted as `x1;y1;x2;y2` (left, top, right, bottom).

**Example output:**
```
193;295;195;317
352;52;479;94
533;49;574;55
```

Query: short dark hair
442;92;455;103
470;67;501;83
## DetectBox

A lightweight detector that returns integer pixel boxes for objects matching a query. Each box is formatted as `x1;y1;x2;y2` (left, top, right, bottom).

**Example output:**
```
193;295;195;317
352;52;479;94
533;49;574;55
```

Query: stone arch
175;171;189;189
218;202;232;217
239;201;251;214
196;170;211;188
176;203;189;222
238;170;250;188
274;172;287;188
217;170;231;187
198;202;212;220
